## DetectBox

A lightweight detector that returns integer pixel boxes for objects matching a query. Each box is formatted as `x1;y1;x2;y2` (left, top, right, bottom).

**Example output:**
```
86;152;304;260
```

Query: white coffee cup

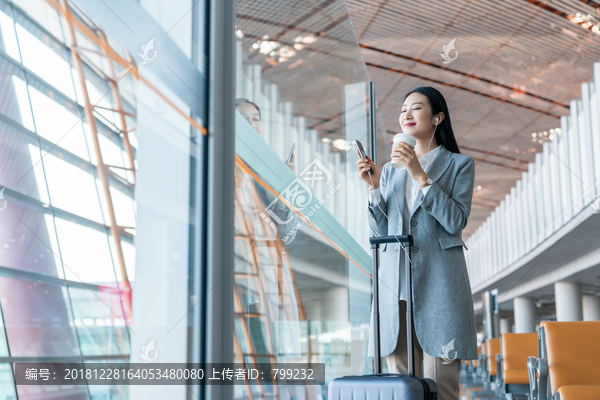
391;133;417;169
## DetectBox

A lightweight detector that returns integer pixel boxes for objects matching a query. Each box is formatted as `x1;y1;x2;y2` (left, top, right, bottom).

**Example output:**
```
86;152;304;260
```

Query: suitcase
328;235;438;399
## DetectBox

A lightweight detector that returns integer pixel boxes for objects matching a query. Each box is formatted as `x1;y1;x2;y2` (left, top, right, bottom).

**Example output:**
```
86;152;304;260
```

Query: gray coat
367;145;478;361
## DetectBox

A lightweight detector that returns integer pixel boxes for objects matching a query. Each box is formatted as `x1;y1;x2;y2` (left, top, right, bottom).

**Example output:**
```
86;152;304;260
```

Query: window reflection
234;0;381;395
69;287;130;355
0;198;62;277
0;0;138;397
0;278;78;356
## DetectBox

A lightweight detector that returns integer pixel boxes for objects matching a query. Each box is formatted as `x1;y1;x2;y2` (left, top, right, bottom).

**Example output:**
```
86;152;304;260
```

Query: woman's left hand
391;142;425;181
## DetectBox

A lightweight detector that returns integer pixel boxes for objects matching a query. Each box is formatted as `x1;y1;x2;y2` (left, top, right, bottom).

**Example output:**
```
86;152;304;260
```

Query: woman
356;87;478;400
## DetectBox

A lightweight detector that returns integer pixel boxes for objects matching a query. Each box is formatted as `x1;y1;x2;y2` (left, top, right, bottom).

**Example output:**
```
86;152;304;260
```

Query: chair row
467;321;600;400
528;321;600;400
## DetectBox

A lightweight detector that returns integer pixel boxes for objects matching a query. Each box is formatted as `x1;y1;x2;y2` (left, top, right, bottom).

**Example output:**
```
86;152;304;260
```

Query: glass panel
0;118;48;202
234;0;389;392
569;111;583;212
16;369;88;400
70;287;130;355
85;359;128;400
558;128;571;222
28;84;90;161
0;56;34;130
534;157;544;243
99;133;127;180
54;217;117;283
590;82;600;191
0;1;21;62
526;171;537;247
0;278;79;356
43;152;104;223
110;186;135;228
0;310;9;357
578;102;591;202
0;197;64;277
11;0;65;42
542;151;553;238
0;363;16;399
14;11;75;99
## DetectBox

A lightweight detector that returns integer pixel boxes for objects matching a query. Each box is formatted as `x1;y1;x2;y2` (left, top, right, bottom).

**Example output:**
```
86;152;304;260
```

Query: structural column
500;318;511;334
514;297;536;333
554;281;583;321
582;295;600;321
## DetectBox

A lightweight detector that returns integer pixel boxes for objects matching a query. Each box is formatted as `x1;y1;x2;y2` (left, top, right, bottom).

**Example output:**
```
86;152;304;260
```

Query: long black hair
403;87;461;154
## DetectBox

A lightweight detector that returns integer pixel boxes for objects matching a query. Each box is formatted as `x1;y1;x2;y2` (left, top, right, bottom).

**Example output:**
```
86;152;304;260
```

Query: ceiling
236;0;600;238
345;0;600;236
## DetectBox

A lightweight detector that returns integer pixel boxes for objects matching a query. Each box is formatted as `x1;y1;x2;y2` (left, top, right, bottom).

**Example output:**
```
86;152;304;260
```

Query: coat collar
389;145;453;219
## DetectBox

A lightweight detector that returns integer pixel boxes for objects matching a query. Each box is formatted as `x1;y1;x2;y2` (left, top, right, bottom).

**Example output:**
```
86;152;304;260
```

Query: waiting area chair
498;332;537;399
486;338;501;387
528;321;600;400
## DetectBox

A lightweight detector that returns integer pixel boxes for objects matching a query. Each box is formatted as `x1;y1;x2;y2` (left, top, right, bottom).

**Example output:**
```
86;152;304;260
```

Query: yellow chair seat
557;385;600;400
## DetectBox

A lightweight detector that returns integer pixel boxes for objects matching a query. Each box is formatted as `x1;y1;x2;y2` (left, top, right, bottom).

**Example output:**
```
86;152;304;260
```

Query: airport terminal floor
0;0;599;399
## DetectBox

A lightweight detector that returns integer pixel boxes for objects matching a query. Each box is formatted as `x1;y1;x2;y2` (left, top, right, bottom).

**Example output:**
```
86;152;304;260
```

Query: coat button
425;207;432;212
410;220;417;227
412;247;418;253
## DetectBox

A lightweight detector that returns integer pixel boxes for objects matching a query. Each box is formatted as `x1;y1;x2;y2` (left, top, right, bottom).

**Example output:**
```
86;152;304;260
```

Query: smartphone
355;140;367;159
355;140;371;175
286;143;296;163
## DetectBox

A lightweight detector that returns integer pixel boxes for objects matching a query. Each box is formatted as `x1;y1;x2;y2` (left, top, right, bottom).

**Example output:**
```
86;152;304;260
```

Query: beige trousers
385;300;461;400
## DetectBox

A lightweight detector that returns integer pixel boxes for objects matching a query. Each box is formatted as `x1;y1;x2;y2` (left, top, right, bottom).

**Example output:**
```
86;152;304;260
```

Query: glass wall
233;0;390;397
0;0;210;398
0;0;136;397
466;65;600;288
0;0;397;398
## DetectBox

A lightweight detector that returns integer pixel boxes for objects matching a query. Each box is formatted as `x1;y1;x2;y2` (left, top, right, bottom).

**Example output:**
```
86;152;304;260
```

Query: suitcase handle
370;235;415;377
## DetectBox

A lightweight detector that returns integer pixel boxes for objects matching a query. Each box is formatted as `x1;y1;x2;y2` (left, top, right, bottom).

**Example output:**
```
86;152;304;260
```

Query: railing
466;62;600;288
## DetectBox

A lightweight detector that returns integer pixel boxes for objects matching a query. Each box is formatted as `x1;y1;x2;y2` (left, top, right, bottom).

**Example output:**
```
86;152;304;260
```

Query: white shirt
368;145;442;301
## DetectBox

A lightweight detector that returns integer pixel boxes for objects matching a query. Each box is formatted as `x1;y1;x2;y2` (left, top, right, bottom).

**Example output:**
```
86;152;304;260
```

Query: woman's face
237;102;263;136
399;92;439;140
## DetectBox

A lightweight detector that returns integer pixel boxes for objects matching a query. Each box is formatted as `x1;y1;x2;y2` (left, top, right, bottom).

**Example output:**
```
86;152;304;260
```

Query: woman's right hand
355;150;380;191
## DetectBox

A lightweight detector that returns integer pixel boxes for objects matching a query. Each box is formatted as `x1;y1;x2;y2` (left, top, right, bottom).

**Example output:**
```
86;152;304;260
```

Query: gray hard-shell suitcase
328;235;438;399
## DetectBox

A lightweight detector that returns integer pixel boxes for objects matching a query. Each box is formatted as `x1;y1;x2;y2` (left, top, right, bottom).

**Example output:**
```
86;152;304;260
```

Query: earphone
427;116;440;153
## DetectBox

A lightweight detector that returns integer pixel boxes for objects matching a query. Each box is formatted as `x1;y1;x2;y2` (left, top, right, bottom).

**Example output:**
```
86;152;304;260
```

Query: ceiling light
333;139;351;150
295;35;317;44
477;185;482;190
278;46;296;58
259;41;281;55
322;138;331;143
